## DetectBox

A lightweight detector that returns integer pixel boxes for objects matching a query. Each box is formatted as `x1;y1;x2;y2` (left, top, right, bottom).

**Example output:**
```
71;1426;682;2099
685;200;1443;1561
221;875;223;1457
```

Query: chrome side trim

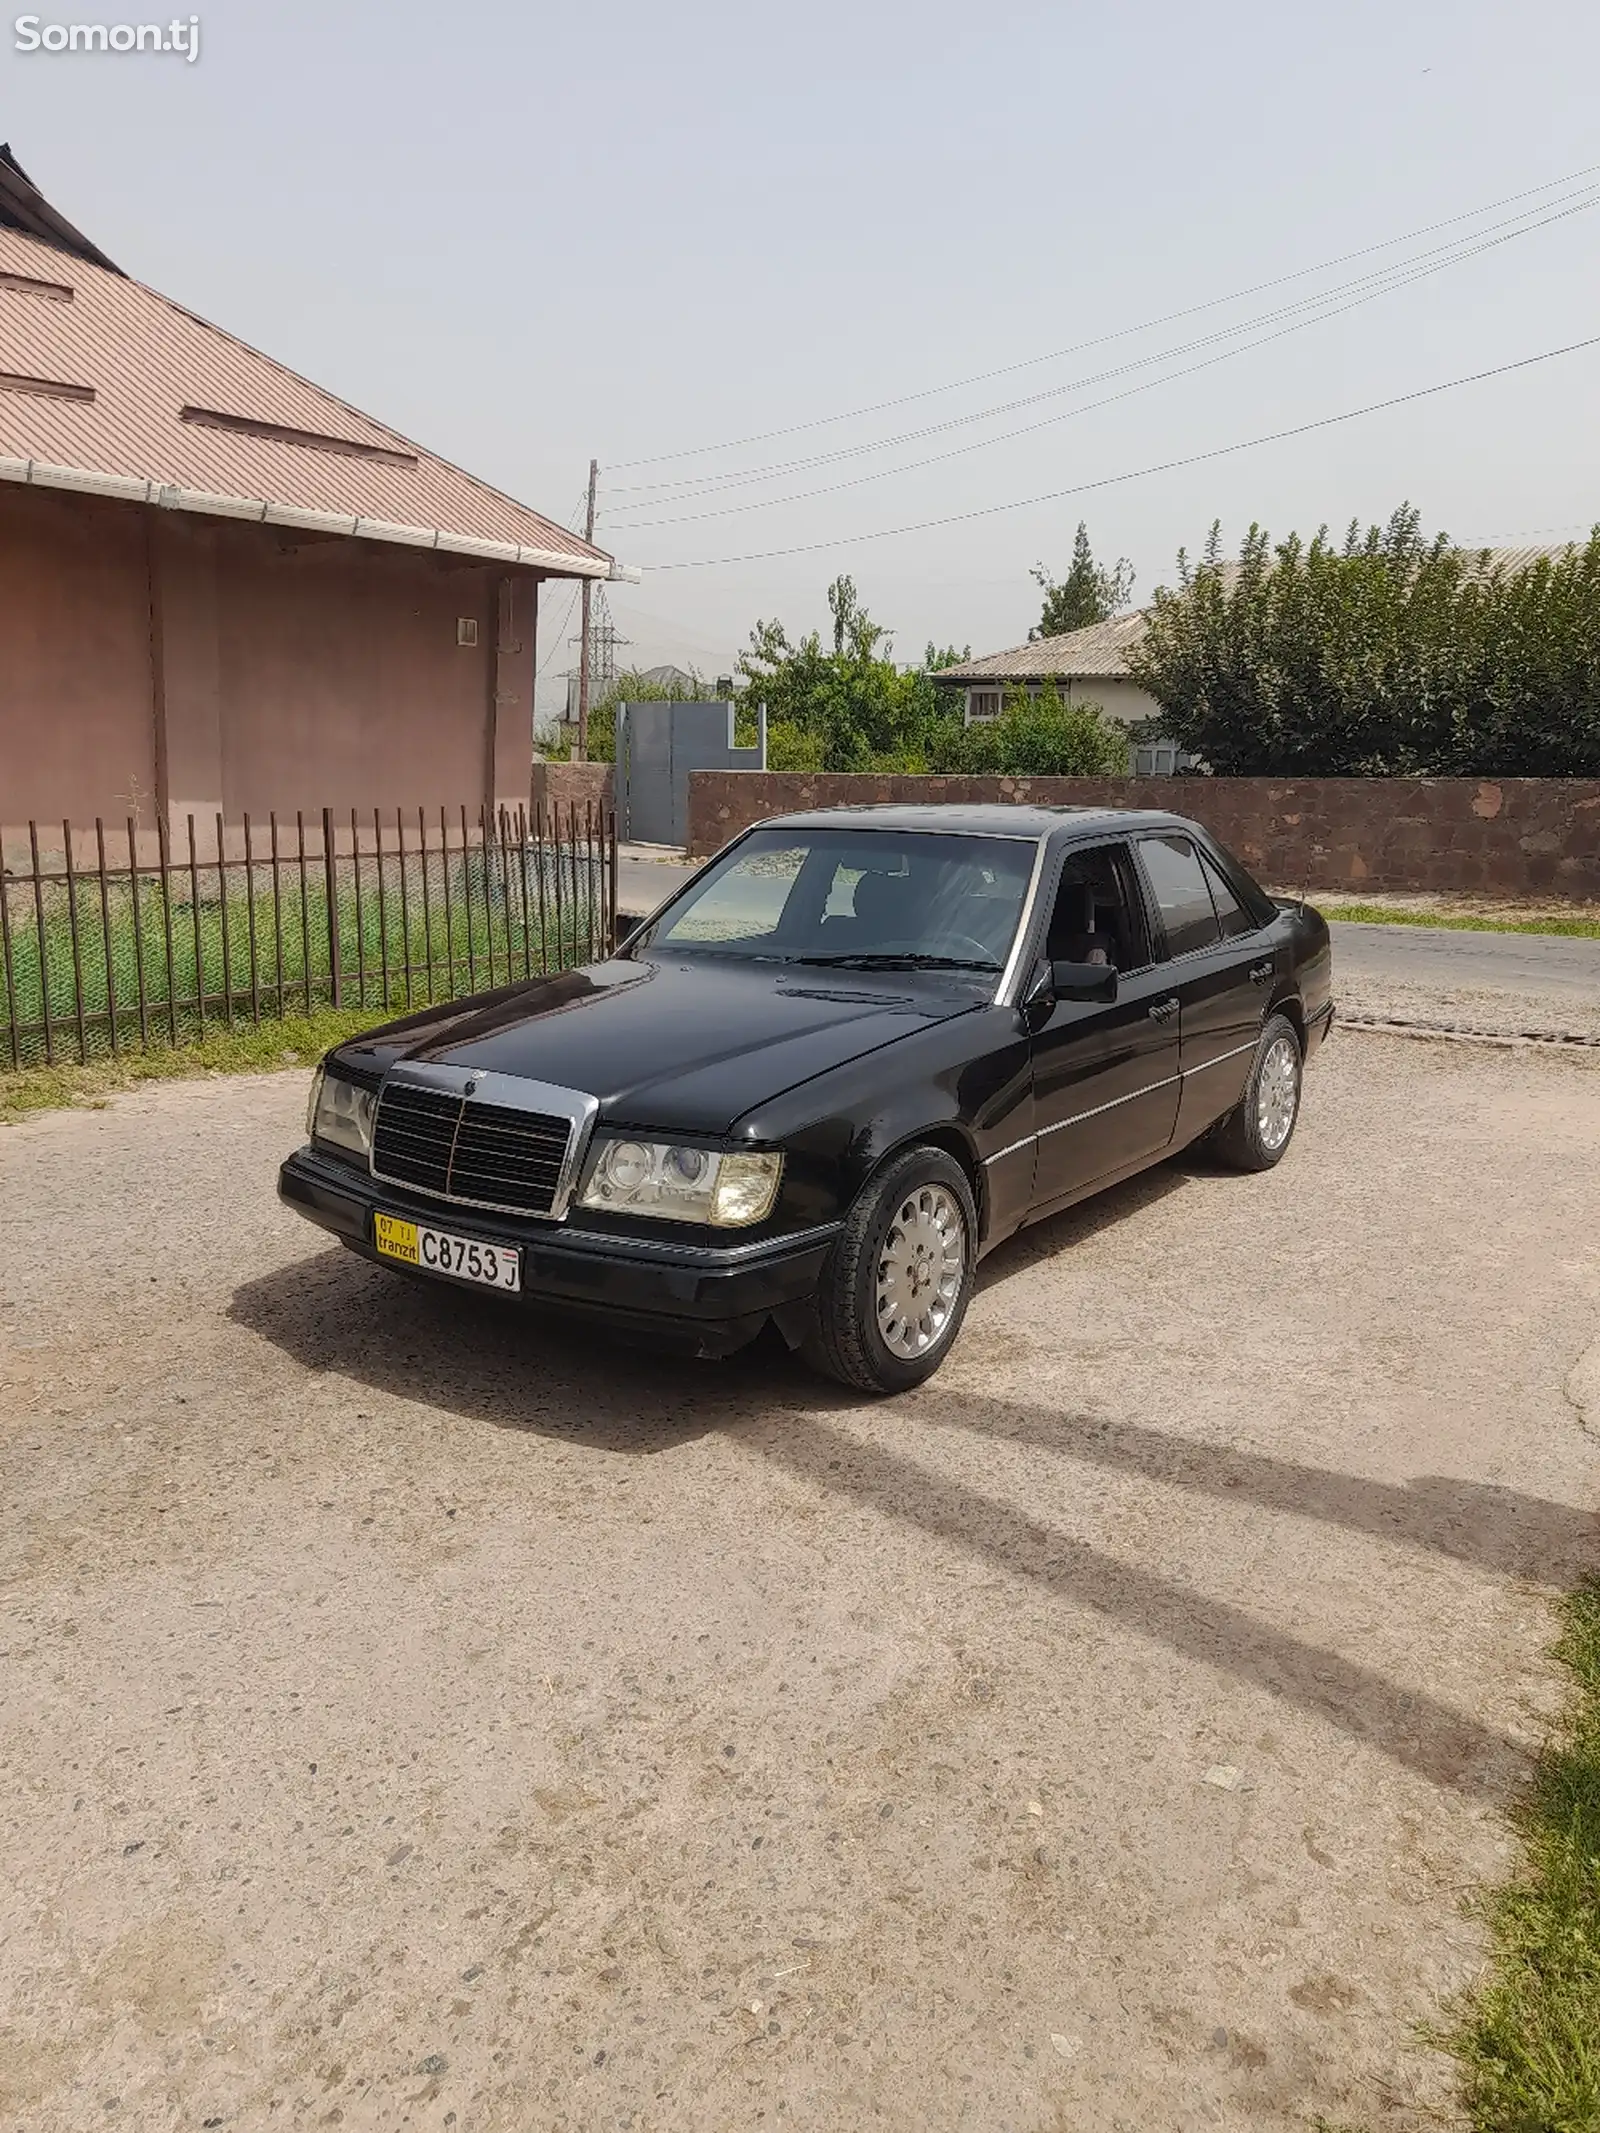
1037;1072;1182;1140
994;836;1053;1008
987;1029;1269;1167
1183;1038;1259;1073
982;1132;1038;1168
371;1064;600;1221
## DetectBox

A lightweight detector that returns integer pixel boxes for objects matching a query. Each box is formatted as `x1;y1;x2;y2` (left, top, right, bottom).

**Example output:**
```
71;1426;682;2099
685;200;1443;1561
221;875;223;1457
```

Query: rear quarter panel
1287;902;1334;1024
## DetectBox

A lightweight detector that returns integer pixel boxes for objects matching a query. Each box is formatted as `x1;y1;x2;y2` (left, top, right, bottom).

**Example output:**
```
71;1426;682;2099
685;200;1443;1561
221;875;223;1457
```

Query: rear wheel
803;1146;977;1393
1210;1012;1303;1171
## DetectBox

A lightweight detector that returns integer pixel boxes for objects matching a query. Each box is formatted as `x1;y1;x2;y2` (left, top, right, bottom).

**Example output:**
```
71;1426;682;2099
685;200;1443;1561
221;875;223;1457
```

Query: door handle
1147;997;1179;1024
1249;960;1274;985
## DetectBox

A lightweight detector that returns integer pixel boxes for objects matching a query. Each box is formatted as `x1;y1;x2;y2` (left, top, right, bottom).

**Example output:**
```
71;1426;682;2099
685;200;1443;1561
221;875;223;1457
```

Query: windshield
636;828;1038;973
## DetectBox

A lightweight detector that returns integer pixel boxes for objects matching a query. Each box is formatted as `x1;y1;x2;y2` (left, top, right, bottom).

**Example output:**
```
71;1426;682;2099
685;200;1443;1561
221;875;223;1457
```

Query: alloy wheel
1256;1034;1301;1152
875;1185;966;1358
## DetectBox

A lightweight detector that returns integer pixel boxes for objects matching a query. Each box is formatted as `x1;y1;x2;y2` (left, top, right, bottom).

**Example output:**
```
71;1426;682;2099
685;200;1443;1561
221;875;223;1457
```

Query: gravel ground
2;1037;1598;2133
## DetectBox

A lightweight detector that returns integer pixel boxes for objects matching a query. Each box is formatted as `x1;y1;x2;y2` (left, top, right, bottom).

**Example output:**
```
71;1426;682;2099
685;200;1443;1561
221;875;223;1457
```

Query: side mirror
1021;958;1055;1027
1051;958;1118;1004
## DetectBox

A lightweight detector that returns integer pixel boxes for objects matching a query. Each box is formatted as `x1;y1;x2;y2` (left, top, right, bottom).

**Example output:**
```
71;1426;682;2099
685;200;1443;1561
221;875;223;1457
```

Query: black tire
1209;1011;1303;1172
802;1145;978;1394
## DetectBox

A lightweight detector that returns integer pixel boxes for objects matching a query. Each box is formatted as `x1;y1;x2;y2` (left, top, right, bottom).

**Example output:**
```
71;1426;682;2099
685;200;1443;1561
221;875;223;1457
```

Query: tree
1127;507;1600;776
927;682;1128;776
1030;523;1135;641
735;577;952;772
734;578;1126;775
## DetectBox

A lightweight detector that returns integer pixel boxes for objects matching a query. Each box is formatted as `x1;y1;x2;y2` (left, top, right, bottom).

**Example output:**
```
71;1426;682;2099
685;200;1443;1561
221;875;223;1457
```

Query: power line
1459;519;1598;544
537;584;581;679
611;195;1600;531
608;160;1600;470
640;332;1600;572
603;185;1600;512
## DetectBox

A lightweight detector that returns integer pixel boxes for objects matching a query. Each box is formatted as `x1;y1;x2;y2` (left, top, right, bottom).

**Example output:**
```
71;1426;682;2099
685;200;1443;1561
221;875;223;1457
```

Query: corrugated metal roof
1462;541;1582;574
0;226;611;574
935;613;1148;684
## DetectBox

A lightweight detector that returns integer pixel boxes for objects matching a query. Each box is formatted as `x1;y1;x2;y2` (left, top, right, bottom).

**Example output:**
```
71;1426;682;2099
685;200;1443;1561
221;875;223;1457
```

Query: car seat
1048;879;1115;967
851;869;917;941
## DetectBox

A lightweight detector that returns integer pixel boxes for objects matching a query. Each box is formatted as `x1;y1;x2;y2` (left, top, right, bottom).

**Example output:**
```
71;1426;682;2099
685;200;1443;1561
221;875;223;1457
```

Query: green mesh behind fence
1;805;617;1068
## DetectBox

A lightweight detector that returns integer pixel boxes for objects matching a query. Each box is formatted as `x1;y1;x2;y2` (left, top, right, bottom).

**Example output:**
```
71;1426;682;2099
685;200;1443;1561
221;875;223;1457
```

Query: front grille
371;1082;573;1216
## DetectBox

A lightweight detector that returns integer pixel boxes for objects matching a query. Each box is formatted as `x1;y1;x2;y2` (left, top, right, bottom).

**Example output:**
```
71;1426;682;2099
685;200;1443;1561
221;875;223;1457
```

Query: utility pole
576;456;598;761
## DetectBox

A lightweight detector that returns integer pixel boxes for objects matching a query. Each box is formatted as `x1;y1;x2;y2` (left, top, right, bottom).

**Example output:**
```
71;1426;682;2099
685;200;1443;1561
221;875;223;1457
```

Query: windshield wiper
792;952;1001;972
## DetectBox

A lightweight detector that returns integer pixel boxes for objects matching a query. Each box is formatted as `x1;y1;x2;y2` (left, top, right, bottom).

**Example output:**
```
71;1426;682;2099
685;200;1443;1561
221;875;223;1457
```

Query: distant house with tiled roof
934;541;1588;776
0;145;628;839
934;612;1184;773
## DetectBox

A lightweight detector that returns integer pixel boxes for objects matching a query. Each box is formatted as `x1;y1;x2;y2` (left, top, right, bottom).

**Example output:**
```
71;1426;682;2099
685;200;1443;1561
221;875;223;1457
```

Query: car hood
335;955;983;1135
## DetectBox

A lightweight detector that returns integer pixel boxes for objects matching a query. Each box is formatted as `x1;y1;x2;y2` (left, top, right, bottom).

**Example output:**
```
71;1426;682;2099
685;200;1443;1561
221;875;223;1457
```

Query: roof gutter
0;452;639;581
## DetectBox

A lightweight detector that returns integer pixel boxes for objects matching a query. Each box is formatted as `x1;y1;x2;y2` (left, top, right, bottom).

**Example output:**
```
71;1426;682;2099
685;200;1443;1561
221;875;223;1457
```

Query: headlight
308;1065;376;1160
578;1139;782;1227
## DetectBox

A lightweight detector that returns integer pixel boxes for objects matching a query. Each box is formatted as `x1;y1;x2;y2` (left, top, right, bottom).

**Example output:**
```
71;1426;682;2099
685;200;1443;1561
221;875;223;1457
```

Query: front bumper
277;1145;836;1358
1306;997;1335;1056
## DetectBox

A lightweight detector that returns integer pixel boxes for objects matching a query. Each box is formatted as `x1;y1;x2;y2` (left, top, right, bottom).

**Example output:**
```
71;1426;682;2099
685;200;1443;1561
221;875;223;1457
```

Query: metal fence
0;802;618;1069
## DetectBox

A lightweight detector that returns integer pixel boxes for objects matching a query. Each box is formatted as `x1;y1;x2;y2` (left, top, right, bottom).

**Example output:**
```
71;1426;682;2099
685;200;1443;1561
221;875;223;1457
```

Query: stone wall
531;759;614;820
686;773;1600;899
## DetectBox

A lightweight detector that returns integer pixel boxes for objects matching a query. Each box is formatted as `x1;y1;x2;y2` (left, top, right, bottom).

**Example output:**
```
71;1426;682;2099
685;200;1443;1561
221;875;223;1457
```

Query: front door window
1027;841;1179;1207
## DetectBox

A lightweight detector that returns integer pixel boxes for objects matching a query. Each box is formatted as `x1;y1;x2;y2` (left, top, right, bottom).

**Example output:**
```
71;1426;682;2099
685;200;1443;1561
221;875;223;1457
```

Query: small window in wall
967;690;1001;724
456;618;479;647
1133;741;1180;775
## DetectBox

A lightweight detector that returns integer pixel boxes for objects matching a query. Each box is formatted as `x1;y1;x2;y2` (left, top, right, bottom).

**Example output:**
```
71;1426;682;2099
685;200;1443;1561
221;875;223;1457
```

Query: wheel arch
1268;990;1306;1049
869;1122;987;1243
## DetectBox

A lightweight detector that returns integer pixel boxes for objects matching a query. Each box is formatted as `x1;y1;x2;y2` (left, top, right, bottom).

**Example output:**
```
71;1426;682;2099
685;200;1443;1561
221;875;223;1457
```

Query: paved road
1330;918;1600;1001
617;852;694;918
4;1042;1598;2129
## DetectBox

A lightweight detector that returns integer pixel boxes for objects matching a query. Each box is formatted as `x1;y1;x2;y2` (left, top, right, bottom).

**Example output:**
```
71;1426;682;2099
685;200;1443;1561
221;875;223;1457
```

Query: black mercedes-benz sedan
279;805;1333;1392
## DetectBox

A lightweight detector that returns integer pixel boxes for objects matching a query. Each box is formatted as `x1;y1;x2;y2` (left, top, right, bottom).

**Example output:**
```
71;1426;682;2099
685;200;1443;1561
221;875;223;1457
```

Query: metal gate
615;701;766;847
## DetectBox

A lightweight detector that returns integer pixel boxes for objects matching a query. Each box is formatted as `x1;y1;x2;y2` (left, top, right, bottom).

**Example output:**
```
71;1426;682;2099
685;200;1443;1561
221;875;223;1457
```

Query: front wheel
1210;1012;1303;1171
803;1146;977;1393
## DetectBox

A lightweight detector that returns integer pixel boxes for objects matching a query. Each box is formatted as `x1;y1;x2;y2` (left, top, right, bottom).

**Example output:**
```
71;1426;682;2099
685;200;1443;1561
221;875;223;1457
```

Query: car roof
751;801;1195;841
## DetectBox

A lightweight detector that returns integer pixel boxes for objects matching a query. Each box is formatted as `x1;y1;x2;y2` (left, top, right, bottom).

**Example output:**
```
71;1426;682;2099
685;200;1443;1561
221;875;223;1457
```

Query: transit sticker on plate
373;1212;521;1292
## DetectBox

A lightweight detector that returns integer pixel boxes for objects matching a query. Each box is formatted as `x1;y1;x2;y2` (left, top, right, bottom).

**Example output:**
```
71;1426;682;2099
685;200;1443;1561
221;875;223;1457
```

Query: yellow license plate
373;1212;520;1291
374;1212;420;1265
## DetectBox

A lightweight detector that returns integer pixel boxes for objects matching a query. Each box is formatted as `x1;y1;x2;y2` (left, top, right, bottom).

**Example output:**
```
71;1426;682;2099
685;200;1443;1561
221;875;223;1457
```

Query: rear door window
1138;834;1222;959
1198;850;1257;939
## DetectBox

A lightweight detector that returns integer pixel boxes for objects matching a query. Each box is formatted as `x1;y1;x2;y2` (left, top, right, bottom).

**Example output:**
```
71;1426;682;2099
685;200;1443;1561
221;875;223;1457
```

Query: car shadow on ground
230;1146;1593;1805
227;1240;820;1453
229;1156;1206;1450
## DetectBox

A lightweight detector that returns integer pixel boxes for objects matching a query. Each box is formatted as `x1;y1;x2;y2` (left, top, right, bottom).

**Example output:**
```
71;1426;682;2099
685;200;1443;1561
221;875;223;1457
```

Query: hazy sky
7;0;1600;714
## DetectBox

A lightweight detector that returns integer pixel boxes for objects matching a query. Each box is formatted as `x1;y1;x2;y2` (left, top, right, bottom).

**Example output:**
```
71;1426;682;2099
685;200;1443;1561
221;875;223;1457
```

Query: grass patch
0;1008;381;1123
1318;902;1600;940
3;841;605;1068
1445;1579;1600;2129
